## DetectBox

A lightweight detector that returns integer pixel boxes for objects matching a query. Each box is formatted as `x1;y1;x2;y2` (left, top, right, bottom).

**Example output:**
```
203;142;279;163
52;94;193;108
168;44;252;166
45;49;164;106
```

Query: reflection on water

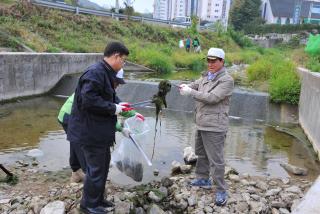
0;96;319;185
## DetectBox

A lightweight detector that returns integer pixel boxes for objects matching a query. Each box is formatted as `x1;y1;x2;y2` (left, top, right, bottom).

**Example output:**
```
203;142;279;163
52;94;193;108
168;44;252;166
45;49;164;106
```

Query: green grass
144;70;201;81
306;56;320;72
247;54;301;104
0;0;16;4
0;1;240;74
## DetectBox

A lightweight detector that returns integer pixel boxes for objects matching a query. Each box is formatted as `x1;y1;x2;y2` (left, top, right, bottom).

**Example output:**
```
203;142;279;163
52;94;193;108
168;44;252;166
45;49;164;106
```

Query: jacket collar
202;67;226;84
101;60;117;79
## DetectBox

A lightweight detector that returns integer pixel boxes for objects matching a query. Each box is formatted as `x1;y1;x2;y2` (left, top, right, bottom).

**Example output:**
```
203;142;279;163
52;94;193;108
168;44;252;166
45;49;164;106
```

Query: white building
197;0;230;24
261;0;320;25
153;0;191;20
153;0;231;27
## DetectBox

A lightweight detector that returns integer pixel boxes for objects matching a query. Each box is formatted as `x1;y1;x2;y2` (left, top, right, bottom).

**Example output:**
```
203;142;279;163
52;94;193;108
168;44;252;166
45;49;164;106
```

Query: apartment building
153;0;231;25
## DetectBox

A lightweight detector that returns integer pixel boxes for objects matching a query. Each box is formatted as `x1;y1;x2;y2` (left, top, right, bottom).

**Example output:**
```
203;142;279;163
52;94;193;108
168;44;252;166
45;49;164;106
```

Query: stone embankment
0;159;312;214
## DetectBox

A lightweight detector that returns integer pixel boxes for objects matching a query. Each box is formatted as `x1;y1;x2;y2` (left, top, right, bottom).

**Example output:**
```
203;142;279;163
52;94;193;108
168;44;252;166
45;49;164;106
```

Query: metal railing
31;0;191;27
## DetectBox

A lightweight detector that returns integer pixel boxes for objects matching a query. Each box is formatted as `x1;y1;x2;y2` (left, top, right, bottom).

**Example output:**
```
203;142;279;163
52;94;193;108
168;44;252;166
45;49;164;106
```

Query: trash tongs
128;134;152;166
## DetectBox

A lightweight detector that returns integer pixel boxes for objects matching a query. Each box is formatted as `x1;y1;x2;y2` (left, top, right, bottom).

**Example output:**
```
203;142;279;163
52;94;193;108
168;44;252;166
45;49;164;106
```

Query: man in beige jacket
179;48;234;206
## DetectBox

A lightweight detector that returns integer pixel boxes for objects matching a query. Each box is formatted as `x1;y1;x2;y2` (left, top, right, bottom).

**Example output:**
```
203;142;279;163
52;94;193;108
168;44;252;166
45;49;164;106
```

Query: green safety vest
57;93;137;132
58;93;74;123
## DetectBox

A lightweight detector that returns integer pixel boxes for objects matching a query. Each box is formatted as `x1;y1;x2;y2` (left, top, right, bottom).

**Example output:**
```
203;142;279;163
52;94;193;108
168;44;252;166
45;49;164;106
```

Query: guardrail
31;0;191;27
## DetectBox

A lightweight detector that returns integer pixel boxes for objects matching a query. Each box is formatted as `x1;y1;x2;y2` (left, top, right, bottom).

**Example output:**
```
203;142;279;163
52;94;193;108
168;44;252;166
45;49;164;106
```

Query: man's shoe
101;199;114;208
190;178;212;189
215;191;228;206
80;205;108;214
70;169;85;183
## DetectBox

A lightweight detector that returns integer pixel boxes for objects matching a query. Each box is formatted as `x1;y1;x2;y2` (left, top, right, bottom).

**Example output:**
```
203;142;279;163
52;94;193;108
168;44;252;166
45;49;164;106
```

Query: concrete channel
0;53;320;213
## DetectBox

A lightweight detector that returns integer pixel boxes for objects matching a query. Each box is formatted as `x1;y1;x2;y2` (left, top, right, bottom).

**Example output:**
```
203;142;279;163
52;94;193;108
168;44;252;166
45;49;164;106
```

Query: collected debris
151;80;172;159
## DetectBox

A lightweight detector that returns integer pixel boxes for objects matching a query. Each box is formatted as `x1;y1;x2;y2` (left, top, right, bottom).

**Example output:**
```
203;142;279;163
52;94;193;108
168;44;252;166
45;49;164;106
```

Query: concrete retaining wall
298;67;320;159
0;53;152;102
0;53;103;102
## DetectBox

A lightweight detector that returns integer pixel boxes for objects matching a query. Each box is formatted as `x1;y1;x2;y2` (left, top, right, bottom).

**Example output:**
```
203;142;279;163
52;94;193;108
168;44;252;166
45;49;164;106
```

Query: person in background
193;36;201;53
185;35;192;52
67;42;132;214
57;68;144;183
179;37;184;49
179;48;234;206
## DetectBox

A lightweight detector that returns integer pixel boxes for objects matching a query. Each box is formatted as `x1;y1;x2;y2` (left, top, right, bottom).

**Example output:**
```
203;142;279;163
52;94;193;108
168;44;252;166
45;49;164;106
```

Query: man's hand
119;102;131;108
121;128;131;138
179;83;187;89
135;113;145;121
115;104;125;115
179;85;192;96
119;102;134;112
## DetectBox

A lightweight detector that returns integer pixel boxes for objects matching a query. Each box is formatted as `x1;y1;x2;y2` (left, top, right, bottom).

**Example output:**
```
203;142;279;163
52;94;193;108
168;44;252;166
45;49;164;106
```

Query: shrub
172;51;205;72
306;56;320;72
247;57;274;81
228;29;254;48
227;50;261;65
269;68;301;104
247;56;301;104
137;48;174;73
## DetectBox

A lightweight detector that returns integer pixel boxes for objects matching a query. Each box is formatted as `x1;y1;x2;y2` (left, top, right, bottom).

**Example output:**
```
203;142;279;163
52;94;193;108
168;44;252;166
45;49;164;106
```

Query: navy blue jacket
67;60;121;146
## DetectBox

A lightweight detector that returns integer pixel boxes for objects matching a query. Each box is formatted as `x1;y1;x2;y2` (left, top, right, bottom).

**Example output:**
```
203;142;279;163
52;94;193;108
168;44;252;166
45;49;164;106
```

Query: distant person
179;38;184;49
67;42;132;213
185;35;192;52
179;48;234;206
193;36;201;53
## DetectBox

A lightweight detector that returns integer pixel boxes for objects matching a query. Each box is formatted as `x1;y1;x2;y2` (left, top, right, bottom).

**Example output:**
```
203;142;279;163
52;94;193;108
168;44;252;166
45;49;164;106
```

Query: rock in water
183;147;198;164
280;163;308;176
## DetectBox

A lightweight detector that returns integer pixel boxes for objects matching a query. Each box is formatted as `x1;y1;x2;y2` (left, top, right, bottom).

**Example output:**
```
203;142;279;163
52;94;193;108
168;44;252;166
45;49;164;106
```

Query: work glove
115;103;134;115
119;102;131;108
179;83;188;89
121;127;131;138
179;85;192;96
135;112;145;121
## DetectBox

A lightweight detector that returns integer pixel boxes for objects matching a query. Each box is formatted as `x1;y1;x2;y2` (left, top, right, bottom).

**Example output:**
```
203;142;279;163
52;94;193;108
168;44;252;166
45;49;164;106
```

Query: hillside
0;1;240;64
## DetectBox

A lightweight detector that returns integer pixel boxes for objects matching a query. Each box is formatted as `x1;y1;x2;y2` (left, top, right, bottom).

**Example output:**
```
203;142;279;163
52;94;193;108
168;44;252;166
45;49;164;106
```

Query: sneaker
70;169;85;183
190;178;212;189
215;191;228;206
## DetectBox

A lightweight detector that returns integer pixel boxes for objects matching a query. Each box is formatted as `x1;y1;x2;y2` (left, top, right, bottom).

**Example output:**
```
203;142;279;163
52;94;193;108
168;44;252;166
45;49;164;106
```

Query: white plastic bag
124;116;150;135
111;117;150;182
112;137;144;182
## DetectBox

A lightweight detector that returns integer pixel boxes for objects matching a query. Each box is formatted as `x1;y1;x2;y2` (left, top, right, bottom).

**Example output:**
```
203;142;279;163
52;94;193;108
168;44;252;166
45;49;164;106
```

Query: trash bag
124;116;150;135
305;34;320;56
111;117;150;182
112;137;144;182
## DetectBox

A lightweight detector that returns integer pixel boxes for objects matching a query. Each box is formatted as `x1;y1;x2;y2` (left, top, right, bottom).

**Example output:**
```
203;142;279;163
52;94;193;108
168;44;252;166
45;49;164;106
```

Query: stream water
0;96;319;186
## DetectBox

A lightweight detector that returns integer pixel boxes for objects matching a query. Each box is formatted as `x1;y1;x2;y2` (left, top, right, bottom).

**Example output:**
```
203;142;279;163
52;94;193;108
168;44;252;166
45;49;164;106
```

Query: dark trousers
60;115;86;172
80;143;111;208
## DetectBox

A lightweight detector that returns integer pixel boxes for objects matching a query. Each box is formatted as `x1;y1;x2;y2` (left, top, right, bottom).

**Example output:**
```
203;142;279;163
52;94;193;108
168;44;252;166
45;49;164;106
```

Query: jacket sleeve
188;78;202;90
190;78;234;104
80;77;116;116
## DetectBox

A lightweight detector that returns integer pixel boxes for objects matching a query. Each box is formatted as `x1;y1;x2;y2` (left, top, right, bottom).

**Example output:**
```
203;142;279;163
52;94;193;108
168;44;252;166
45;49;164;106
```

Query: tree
229;0;263;31
188;15;199;36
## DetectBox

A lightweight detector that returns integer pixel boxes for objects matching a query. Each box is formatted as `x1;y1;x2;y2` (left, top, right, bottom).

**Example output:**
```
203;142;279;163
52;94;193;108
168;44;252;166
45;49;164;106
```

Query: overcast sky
91;0;154;13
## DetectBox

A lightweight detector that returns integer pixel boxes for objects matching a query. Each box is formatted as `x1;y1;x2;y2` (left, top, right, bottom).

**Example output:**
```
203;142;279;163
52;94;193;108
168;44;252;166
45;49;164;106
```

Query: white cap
115;69;125;84
207;48;225;60
116;68;124;78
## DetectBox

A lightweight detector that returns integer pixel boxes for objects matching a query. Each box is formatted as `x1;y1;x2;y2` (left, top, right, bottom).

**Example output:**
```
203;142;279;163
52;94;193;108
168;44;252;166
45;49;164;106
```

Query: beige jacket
189;67;234;132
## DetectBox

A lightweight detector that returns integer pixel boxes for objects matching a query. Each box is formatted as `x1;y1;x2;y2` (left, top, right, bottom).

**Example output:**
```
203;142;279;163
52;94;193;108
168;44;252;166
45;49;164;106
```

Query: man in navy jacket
67;42;130;214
